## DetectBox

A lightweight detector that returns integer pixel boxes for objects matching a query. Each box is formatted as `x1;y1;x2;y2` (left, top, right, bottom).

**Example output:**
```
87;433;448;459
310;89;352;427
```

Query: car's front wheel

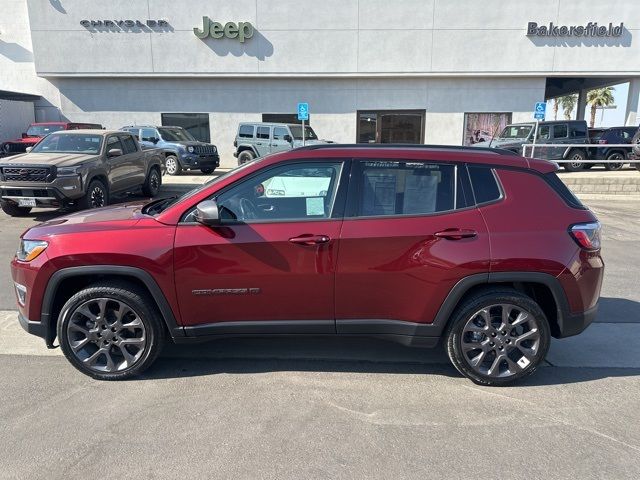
200;167;214;174
57;283;165;380
165;155;181;175
1;200;32;217
77;179;108;210
142;166;161;197
445;288;550;386
237;150;255;165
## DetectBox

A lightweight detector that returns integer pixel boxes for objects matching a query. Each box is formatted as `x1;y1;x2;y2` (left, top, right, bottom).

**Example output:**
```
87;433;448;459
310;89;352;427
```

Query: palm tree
553;98;559;120
586;87;615;127
558;94;578;120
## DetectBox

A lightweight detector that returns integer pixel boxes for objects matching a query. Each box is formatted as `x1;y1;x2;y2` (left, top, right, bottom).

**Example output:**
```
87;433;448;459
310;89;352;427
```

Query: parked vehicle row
11;144;604;385
0;130;163;217
482;119;640;171
1;122;104;156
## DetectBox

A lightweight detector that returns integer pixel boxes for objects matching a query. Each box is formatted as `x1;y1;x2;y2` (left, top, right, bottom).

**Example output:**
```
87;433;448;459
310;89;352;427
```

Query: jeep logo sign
193;16;254;42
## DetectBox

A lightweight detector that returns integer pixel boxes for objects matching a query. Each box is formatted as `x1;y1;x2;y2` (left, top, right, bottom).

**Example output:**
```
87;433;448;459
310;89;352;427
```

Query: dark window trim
178;159;351;224
466;164;505;207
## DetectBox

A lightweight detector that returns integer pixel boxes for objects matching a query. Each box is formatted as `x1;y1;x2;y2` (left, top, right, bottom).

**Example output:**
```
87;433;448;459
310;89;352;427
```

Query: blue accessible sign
534;102;546;120
297;102;309;121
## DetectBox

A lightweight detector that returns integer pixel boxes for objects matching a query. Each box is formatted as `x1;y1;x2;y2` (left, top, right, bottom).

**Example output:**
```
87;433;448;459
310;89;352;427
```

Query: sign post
531;102;546;158
297;102;309;146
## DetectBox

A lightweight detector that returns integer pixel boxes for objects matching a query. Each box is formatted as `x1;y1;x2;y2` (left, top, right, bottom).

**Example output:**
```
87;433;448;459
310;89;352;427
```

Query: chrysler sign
527;22;624;37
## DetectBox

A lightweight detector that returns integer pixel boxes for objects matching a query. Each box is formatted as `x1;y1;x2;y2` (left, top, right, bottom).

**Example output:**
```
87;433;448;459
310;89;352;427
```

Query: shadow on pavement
597;297;640;323
137;335;640;386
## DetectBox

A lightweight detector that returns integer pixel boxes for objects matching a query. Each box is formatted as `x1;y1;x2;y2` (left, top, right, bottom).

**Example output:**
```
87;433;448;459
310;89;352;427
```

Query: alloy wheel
150;170;160;192
166;158;177;175
65;298;147;373
90;185;106;208
460;303;541;378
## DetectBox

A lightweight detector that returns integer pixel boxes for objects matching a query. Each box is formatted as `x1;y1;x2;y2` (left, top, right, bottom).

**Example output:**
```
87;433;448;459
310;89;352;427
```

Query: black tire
445;288;551;386
142;166;161;197
200;167;215;174
57;282;165;380
583;164;594;169
165;155;182;176
636;163;640;172
563;149;587;172
78;179;108;210
1;200;32;217
604;152;625;171
237;150;255;165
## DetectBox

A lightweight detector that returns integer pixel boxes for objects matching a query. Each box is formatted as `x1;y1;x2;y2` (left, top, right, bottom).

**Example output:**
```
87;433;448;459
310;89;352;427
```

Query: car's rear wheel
604;152;625;171
165;155;181;176
78;179;108;210
1;200;32;217
563;149;587;172
57;283;165;380
445;288;550;386
142;166;161;197
238;150;255;165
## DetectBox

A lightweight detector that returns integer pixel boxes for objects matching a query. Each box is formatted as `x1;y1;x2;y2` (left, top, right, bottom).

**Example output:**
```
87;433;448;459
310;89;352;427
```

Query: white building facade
1;0;639;166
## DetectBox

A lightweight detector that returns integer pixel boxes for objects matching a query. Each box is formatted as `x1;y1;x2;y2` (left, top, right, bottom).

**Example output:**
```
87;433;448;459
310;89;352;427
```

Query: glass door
357;110;425;144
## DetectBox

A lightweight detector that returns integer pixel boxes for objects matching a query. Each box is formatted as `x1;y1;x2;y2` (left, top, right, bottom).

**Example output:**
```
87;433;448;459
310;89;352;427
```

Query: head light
57;166;81;177
187;146;195;153
17;239;48;262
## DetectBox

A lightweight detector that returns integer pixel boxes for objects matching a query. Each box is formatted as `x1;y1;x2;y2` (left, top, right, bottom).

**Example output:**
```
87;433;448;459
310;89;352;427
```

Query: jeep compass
11;145;604;385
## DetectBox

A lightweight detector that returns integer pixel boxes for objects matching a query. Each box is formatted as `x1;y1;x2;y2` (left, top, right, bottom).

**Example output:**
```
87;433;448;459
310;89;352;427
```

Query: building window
262;113;308;125
357;110;425;144
463;113;512;146
161;113;210;143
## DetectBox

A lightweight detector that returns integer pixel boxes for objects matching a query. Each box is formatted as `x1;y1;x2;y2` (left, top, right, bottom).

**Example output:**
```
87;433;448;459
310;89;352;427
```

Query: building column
625;78;640;126
576;88;588;121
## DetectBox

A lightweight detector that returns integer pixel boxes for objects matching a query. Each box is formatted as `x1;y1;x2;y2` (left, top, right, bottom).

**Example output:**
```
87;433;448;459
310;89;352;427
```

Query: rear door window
120;135;138;154
257;126;271;140
552;124;568;139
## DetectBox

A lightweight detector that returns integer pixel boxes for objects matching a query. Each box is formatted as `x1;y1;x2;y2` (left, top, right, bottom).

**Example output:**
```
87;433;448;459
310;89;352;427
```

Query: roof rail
293;143;515;156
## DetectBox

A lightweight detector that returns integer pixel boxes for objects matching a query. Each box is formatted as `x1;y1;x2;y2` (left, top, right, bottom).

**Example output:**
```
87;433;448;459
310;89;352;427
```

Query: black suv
588;126;638;170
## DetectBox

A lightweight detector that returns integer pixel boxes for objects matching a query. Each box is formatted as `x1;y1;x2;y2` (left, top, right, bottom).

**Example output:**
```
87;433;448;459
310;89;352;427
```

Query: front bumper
0;175;84;207
18;312;48;339
179;154;220;170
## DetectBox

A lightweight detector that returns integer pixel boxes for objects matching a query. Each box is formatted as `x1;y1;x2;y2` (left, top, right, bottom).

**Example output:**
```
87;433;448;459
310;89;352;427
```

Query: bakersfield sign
193;16;254;42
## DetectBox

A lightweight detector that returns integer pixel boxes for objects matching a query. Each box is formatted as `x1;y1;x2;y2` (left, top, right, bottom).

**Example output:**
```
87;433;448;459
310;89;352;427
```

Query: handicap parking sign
534;102;546;120
297;102;309;121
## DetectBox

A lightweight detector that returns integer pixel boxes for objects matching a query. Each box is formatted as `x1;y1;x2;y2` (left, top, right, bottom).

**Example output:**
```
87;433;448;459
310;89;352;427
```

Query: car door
173;160;348;333
118;133;146;187
254;126;271;157
335;159;490;333
104;135;130;192
270;126;292;154
550;123;570;160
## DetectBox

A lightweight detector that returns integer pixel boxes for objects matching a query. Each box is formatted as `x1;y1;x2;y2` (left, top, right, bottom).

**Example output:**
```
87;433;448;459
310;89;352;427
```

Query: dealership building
1;0;639;167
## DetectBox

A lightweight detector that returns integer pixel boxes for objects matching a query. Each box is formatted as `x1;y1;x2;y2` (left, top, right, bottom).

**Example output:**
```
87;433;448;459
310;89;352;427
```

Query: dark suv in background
121;125;219;175
11;144;603;386
588;126;638;170
484;120;590;171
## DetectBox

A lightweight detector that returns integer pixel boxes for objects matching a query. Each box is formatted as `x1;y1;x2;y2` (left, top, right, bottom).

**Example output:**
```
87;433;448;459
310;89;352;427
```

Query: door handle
289;234;331;246
434;228;477;240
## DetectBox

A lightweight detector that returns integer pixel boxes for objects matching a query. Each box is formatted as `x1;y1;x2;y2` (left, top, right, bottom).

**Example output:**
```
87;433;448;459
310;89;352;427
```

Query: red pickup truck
1;122;103;156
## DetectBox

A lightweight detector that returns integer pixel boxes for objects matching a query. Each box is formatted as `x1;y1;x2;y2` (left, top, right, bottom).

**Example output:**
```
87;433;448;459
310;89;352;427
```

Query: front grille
2;166;52;182
2;143;29;154
193;144;217;156
3;188;54;198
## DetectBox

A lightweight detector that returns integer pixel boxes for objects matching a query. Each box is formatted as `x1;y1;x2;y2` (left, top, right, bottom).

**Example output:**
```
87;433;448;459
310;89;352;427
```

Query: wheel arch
41;265;184;347
237;145;258;156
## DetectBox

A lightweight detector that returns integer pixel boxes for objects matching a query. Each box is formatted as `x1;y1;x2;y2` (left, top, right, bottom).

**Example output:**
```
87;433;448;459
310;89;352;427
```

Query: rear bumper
556;302;598;338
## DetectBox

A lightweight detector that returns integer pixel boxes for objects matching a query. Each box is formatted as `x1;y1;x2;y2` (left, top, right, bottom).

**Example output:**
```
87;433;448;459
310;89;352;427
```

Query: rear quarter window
468;165;502;204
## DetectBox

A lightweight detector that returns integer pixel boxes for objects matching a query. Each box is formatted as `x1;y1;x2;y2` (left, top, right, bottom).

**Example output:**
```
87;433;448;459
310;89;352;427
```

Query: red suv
1;122;103;155
11;145;604;385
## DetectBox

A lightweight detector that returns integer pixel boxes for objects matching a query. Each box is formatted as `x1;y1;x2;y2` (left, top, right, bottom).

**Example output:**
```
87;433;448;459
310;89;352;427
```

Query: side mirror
107;148;123;157
21;133;28;138
152;137;160;144
195;200;220;226
284;135;293;143
25;147;33;153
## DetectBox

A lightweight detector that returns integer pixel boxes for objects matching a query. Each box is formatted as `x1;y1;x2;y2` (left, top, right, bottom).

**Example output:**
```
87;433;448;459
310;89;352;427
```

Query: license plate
18;198;37;207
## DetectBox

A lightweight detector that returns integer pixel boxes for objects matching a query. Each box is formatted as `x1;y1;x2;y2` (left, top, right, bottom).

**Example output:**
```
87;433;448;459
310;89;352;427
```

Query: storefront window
463;113;512;146
357;110;425;144
161;113;210;143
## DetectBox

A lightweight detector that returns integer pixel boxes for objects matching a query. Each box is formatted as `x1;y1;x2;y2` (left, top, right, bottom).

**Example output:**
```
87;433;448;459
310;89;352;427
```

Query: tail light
569;222;601;250
598;139;608;144
233;140;237;147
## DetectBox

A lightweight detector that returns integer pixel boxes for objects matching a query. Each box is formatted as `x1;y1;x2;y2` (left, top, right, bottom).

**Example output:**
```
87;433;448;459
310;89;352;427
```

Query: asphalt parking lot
0;187;639;479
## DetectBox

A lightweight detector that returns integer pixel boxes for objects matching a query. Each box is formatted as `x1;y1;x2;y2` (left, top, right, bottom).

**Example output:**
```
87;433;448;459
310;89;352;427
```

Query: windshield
289;125;318;141
31;134;102;154
158;127;196;142
26;125;64;137
498;125;533;140
142;160;264;216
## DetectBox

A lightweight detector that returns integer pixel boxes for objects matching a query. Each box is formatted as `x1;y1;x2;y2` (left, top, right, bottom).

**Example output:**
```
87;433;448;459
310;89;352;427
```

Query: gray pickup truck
0;130;163;216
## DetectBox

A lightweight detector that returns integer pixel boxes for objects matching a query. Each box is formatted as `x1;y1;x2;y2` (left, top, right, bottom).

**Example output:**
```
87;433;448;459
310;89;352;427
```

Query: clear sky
546;81;638;127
